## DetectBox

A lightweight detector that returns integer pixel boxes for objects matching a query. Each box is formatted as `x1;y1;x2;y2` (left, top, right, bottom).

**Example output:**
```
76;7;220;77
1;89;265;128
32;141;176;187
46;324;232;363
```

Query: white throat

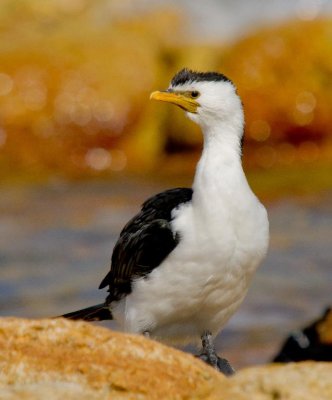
192;117;248;207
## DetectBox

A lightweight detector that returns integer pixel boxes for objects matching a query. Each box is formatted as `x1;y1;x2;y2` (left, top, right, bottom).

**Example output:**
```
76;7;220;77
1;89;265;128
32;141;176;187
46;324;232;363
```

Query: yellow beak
150;91;199;113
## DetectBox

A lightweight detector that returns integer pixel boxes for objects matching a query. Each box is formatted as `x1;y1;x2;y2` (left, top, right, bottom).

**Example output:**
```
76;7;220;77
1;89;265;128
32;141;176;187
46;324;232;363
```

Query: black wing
99;188;193;303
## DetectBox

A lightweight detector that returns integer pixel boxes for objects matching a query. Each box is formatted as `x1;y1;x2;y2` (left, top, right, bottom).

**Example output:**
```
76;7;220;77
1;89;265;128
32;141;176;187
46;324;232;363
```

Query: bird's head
150;68;244;133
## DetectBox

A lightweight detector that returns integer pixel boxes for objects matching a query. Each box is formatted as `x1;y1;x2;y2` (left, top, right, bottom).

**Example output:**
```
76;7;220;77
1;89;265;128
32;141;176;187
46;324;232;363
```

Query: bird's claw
216;356;235;376
196;353;235;376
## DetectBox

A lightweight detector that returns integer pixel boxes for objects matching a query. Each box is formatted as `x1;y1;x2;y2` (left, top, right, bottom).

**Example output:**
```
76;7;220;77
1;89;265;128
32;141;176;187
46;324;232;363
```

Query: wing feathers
100;188;193;302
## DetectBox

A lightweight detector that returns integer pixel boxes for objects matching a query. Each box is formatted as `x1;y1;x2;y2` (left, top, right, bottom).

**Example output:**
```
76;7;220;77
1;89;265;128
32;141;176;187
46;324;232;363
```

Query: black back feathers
99;188;193;302
171;68;232;87
61;303;113;321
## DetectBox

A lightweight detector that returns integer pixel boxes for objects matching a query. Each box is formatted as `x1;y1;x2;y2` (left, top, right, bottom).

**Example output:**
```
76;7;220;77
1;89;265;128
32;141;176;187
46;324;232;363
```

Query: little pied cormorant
62;68;269;375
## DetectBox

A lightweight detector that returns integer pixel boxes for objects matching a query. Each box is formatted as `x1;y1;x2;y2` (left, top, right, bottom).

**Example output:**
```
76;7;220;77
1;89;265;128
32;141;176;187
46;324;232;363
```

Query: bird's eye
191;91;200;99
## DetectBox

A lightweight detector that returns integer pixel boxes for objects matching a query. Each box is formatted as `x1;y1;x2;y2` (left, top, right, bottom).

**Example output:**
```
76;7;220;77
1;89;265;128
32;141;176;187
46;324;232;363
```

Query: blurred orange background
0;0;331;197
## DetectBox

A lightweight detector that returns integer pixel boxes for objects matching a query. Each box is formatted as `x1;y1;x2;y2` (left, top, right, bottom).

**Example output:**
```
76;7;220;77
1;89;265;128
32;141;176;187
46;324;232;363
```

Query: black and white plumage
99;188;193;301
62;69;269;373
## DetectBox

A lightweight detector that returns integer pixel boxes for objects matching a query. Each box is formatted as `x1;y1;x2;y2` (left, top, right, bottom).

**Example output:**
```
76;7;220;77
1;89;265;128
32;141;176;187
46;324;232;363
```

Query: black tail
60;303;113;321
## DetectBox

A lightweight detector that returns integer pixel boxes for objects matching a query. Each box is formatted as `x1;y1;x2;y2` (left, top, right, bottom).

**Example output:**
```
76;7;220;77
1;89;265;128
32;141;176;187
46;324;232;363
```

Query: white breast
113;193;269;345
113;118;269;345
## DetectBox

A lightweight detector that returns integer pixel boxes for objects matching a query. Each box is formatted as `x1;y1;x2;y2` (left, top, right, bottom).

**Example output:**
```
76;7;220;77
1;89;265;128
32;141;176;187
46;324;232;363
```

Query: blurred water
0;180;331;368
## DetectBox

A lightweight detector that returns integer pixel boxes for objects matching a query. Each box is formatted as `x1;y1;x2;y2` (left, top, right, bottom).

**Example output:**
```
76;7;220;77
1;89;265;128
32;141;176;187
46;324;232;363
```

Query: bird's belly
114;203;269;345
115;252;253;345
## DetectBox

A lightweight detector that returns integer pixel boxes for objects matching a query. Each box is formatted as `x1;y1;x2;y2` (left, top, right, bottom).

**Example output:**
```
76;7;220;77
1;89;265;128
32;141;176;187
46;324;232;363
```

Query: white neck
192;119;251;208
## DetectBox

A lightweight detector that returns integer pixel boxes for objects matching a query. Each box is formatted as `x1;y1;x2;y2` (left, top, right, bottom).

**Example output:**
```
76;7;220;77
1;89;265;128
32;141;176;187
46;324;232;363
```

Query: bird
61;68;269;375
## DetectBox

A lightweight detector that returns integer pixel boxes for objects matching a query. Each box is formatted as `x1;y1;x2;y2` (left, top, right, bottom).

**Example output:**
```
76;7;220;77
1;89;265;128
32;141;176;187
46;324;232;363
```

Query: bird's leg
143;330;151;339
197;330;235;376
201;330;219;366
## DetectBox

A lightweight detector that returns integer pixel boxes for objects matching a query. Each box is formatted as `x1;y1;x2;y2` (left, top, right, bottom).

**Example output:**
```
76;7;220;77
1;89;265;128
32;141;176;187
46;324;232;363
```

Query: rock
273;307;332;362
226;362;332;400
1;317;331;399
317;307;332;344
0;317;228;400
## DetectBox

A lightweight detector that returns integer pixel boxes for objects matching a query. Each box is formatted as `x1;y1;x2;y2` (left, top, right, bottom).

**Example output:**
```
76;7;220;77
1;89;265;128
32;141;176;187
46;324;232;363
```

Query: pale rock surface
0;317;229;400
228;362;332;400
0;317;331;399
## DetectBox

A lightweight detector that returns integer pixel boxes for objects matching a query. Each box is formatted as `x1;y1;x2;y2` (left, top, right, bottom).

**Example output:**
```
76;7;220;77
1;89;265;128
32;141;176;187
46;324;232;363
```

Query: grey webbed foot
196;331;235;376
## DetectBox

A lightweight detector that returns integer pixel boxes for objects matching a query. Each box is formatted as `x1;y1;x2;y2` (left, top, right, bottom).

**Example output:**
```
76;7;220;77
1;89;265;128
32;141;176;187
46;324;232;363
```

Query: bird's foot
197;330;235;376
196;352;235;376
